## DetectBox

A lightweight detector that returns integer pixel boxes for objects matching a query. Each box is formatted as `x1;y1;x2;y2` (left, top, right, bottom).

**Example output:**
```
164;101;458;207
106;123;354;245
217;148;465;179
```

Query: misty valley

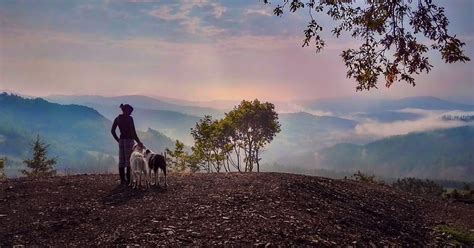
1;92;473;183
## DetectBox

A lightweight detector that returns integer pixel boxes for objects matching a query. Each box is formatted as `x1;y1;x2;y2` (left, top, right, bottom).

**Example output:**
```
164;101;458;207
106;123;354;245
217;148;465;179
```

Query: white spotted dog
144;149;167;188
129;144;150;189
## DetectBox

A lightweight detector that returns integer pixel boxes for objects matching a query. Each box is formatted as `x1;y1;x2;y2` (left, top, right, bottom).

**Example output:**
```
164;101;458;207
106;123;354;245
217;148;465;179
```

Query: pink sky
0;0;473;102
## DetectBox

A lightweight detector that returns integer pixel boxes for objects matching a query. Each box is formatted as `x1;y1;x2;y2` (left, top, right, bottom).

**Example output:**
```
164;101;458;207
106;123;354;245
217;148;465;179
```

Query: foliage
190;100;281;173
166;140;199;173
435;225;474;245
444;188;474;204
263;0;470;90
392;177;443;197
21;135;57;177
186;148;205;173
352;170;377;184
0;156;6;179
191;116;230;172
463;183;471;192
225;100;282;172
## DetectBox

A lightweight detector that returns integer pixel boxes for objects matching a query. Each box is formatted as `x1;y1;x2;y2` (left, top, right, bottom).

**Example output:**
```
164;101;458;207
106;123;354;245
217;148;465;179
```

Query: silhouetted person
111;104;143;185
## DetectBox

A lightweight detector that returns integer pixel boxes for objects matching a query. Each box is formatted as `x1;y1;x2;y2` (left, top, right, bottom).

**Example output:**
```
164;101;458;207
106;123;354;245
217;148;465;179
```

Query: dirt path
1;173;473;246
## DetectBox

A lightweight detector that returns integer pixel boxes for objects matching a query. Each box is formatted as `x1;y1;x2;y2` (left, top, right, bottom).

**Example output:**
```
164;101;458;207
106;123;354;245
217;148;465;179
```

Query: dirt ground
1;172;473;246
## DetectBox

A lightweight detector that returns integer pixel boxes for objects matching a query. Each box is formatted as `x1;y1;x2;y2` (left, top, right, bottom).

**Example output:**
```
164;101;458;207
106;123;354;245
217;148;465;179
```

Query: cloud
244;8;273;17
354;109;474;137
147;0;226;36
1;0;473;101
149;5;188;21
210;3;226;18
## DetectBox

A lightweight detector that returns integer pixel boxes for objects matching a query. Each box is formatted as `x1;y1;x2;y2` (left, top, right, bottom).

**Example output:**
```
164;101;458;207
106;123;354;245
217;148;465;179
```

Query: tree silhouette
264;0;470;90
21;135;57;177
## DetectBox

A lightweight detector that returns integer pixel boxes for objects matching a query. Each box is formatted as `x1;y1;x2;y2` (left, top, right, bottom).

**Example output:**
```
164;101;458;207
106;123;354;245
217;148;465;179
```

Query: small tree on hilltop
166;140;193;172
225;100;281;172
189;100;281;173
22;135;57;177
191;116;232;173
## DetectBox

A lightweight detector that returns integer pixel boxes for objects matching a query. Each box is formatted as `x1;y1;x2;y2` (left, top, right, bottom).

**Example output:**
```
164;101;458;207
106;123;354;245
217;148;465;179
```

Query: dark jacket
111;114;141;143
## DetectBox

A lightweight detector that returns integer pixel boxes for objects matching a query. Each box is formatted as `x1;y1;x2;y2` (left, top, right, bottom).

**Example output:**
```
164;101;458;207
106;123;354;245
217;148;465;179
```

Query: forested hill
0;93;111;153
0;173;472;246
317;126;474;181
0;93;174;174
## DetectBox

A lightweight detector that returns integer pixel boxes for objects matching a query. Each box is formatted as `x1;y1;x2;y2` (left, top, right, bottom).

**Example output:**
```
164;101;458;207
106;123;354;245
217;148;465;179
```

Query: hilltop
1;173;473;246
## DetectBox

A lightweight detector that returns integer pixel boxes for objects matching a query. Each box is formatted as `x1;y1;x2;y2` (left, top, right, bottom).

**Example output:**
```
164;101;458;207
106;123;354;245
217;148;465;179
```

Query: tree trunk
256;149;260;172
248;140;253;172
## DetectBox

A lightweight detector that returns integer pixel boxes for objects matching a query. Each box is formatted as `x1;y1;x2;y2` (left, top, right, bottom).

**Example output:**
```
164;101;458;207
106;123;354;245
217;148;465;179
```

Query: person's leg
124;139;134;184
126;166;131;184
118;139;127;184
119;168;126;184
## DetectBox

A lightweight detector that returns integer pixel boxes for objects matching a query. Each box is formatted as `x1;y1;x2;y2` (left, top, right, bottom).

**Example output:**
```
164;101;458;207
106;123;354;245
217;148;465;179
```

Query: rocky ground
1;172;473;246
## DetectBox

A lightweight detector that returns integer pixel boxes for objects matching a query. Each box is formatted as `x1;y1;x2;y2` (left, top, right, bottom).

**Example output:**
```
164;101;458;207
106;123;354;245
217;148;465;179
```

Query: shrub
0;157;6;179
435;225;474;245
444;188;474;203
392;178;443;197
463;183;471;191
352;171;378;184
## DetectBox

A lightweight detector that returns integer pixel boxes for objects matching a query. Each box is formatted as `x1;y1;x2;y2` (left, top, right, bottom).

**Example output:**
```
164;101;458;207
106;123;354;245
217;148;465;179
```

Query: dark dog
144;149;167;187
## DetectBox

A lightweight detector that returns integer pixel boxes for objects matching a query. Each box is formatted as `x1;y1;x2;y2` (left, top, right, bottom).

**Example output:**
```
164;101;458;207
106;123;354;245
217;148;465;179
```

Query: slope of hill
0;93;175;175
279;112;357;130
47;94;223;118
1;173;472;246
0;93;113;155
354;110;422;123
317;126;474;181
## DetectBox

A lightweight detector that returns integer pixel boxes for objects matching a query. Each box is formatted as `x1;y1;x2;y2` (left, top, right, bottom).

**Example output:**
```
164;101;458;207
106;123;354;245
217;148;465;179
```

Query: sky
0;0;473;102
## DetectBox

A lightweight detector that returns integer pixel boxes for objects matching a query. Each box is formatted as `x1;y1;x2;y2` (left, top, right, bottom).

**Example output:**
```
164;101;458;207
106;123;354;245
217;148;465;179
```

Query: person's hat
120;103;134;113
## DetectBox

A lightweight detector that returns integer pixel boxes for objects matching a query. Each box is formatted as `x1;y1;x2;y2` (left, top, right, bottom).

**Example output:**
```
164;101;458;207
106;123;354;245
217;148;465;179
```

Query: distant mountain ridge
70;103;201;144
301;96;474;114
279;111;357;131
47;94;224;117
0;93;175;175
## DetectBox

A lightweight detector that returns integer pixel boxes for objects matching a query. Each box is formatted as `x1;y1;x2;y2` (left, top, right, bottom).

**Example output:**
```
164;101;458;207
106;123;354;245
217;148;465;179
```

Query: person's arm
130;117;142;145
111;118;120;143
